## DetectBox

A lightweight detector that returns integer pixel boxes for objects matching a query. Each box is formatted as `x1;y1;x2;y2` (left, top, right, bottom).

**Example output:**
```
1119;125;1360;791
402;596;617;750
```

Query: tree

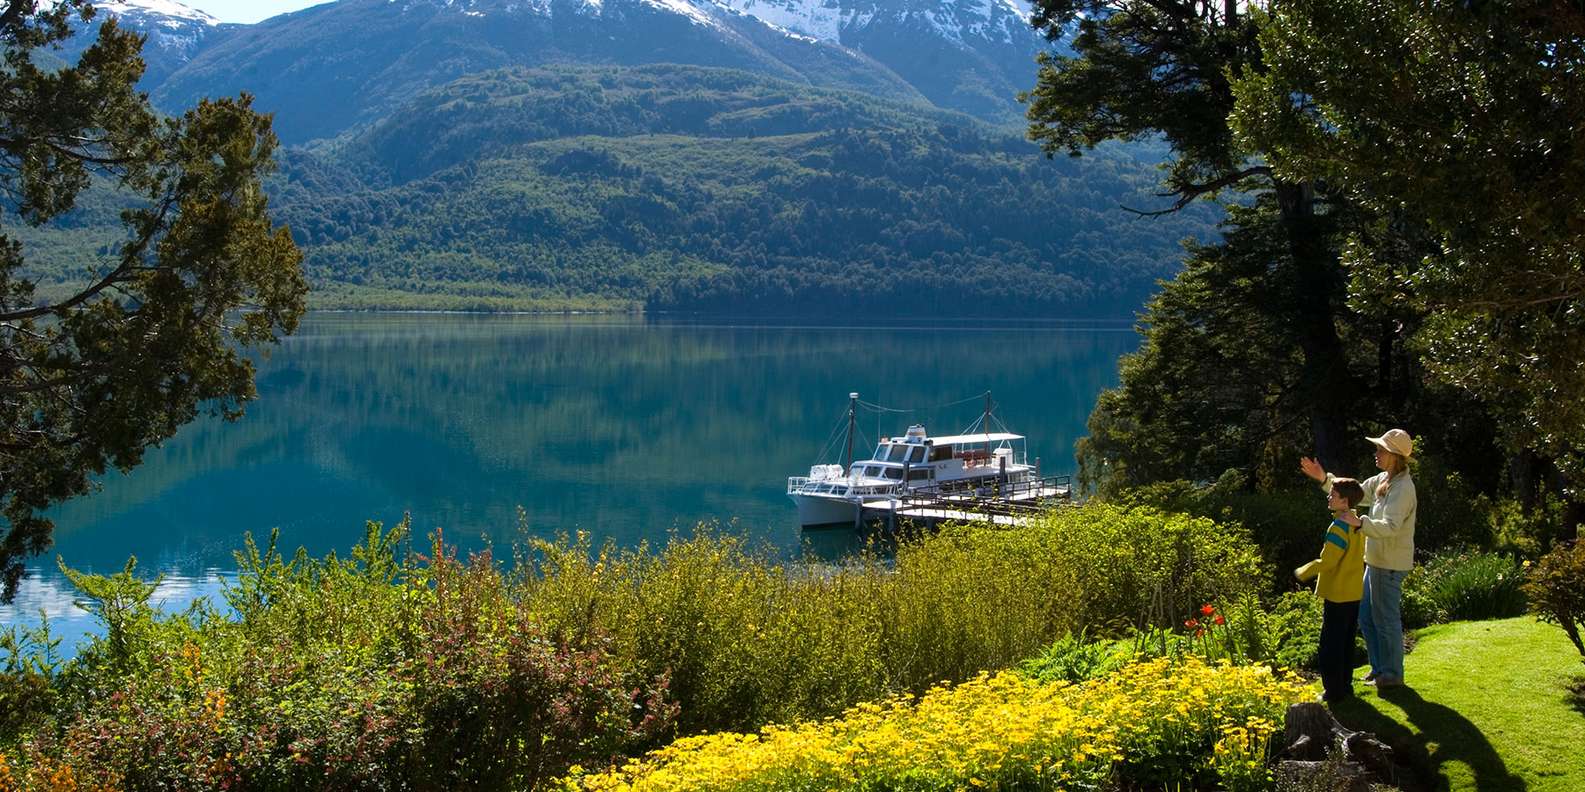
1022;1;1365;477
0;0;305;601
1230;0;1585;496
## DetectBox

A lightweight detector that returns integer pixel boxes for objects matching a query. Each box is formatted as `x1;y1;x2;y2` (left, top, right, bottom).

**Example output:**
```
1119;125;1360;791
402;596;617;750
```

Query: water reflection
0;570;232;656
5;313;1136;652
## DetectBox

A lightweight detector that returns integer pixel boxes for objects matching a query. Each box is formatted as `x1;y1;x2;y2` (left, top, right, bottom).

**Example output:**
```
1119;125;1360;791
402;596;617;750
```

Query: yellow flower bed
562;657;1311;791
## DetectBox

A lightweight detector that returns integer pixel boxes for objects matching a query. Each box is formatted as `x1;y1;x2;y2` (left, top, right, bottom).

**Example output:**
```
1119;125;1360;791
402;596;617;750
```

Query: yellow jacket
1295;517;1365;603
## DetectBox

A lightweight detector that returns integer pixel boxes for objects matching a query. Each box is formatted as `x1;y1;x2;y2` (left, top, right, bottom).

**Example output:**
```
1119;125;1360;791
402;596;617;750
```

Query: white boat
787;393;1063;528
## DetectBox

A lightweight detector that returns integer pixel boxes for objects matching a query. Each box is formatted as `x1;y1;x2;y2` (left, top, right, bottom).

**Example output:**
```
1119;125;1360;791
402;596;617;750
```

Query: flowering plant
561;656;1309;791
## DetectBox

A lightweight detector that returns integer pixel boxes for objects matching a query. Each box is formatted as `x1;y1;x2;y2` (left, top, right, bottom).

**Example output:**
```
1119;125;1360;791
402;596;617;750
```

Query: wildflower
1213;614;1226;626
1200;604;1216;617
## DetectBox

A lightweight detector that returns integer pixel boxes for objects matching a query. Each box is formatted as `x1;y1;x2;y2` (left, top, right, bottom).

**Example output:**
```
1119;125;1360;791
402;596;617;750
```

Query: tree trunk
1277;180;1353;473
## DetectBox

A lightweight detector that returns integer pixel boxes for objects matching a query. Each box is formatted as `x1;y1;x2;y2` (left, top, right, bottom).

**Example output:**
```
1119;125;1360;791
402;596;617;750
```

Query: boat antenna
983;391;993;435
845;392;858;474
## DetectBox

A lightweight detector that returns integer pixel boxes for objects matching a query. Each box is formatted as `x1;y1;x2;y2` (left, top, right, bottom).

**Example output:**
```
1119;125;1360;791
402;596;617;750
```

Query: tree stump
1278;702;1398;789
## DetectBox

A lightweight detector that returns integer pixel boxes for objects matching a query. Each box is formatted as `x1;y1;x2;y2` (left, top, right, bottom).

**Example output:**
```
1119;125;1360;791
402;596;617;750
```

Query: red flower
1200;604;1216;617
1213;614;1226;626
1184;618;1200;630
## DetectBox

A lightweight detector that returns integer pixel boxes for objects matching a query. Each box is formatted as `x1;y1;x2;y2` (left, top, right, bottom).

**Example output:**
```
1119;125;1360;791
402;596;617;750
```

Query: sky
184;0;325;24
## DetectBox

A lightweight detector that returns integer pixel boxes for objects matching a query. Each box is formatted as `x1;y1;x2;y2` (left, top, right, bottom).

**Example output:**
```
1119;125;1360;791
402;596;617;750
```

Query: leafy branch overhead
1229;0;1585;467
1036;0;1585;522
0;0;306;601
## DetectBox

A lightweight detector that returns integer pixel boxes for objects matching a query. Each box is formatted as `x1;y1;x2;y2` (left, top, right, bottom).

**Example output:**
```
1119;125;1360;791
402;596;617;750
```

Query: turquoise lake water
1;313;1137;650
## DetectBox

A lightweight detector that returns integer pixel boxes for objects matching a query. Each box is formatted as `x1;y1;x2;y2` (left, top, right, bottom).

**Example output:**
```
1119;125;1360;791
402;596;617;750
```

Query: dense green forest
19;65;1217;315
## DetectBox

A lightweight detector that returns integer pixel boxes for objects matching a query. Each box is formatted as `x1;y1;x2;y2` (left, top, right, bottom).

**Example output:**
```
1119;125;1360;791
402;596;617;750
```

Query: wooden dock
856;474;1072;531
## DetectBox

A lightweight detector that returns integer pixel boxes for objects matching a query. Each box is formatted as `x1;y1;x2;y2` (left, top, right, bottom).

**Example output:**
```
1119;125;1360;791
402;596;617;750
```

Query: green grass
1331;616;1585;792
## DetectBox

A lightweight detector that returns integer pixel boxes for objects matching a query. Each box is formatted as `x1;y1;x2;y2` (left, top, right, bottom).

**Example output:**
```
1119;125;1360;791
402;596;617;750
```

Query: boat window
884;468;903;480
886;444;907;462
908;446;925;463
929;444;952;462
908;468;931;481
874;443;888;459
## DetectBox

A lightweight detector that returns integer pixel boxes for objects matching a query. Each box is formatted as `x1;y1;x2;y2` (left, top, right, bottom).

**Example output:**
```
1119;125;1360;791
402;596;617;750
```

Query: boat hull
789;492;865;528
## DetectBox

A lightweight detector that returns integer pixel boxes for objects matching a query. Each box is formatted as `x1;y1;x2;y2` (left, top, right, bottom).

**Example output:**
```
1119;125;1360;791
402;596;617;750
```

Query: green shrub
1028;501;1269;632
523;503;1265;733
1111;472;1328;596
1402;550;1528;628
1523;540;1585;663
1108;594;1325;673
1020;629;1128;683
1490;493;1573;557
1;522;669;790
1;502;1267;787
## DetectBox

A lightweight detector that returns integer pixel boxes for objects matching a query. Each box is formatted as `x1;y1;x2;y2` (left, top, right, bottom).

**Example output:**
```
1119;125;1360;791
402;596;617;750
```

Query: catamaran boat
786;393;1063;528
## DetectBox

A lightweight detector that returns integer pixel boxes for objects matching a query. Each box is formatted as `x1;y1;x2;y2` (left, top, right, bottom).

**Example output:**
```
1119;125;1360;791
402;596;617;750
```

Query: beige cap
1367;428;1413;459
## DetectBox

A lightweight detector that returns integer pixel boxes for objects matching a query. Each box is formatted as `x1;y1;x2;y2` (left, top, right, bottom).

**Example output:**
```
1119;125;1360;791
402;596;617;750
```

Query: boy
1295;478;1366;704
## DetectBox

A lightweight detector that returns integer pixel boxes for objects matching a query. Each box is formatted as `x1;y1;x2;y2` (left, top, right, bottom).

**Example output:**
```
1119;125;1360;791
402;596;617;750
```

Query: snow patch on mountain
726;0;842;40
638;0;722;28
93;0;218;26
711;0;1036;47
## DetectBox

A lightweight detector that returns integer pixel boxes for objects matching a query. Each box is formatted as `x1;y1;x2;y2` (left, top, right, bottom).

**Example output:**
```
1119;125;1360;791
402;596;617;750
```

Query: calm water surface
2;313;1136;650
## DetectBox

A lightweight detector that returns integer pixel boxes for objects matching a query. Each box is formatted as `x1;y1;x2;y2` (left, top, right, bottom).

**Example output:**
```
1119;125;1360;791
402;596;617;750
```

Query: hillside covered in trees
20;65;1218;315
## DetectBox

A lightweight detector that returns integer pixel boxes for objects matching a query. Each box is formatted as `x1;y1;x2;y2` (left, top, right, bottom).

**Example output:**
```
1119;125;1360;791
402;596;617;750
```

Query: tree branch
1120;165;1271;216
0;195;174;322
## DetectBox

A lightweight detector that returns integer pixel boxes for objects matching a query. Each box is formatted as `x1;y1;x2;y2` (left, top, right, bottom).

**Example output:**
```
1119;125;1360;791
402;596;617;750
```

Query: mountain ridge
82;0;1054;143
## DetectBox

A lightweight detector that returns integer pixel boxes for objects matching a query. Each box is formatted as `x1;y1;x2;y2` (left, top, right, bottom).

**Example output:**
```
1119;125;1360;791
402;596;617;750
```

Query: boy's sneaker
1373;676;1405;688
1360;672;1378;683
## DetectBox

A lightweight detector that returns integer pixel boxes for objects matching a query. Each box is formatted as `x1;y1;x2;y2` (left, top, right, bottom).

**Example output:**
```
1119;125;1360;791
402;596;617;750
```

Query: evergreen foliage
1230;0;1585;487
0;0;306;601
1028;1;1581;531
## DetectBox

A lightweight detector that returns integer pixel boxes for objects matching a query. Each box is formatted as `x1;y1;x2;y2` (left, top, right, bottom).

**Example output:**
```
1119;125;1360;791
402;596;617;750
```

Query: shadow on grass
1568;675;1585;719
1332;686;1525;792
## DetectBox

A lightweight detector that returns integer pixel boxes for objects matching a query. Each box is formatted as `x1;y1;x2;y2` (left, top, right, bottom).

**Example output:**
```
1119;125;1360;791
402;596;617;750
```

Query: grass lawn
1330;616;1585;792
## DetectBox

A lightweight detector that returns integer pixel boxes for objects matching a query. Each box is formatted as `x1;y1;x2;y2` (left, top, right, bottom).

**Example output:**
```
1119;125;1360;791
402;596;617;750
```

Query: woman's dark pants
1318;599;1360;701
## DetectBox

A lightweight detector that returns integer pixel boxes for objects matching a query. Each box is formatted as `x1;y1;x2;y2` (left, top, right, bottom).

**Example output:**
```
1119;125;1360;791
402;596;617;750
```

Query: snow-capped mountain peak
91;0;219;26
710;0;1035;46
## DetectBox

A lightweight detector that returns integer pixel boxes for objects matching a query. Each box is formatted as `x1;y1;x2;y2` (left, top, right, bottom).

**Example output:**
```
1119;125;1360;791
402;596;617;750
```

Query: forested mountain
263;66;1215;314
32;4;1216;316
82;0;1051;144
17;65;1214;314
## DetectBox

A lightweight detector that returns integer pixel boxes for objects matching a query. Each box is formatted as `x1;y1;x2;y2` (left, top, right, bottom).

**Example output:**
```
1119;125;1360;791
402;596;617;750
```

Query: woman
1300;429;1418;688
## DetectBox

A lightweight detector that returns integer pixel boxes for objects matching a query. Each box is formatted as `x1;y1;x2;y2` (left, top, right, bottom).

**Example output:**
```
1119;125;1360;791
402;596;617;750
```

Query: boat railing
905;473;1072;501
789;476;909;497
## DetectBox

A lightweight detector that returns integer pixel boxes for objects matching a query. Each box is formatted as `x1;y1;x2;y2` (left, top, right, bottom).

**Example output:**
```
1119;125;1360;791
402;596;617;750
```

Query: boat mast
844;392;858;474
983;391;993;434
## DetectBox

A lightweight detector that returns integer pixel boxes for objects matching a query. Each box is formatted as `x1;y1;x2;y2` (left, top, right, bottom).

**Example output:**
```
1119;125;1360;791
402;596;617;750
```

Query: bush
1111;472;1327;595
1401;550;1528;628
1020;629;1128;683
1;503;1266;787
1523;540;1585;664
562;656;1310;792
1099;594;1326;674
0;523;670;790
524;503;1266;734
1027;502;1269;632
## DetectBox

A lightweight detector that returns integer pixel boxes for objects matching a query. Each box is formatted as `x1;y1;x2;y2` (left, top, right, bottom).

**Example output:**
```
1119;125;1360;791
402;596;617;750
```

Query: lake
1;313;1137;651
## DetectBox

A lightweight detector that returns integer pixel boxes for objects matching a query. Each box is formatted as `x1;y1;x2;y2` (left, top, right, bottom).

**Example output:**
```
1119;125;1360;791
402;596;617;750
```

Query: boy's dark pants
1318;599;1361;701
